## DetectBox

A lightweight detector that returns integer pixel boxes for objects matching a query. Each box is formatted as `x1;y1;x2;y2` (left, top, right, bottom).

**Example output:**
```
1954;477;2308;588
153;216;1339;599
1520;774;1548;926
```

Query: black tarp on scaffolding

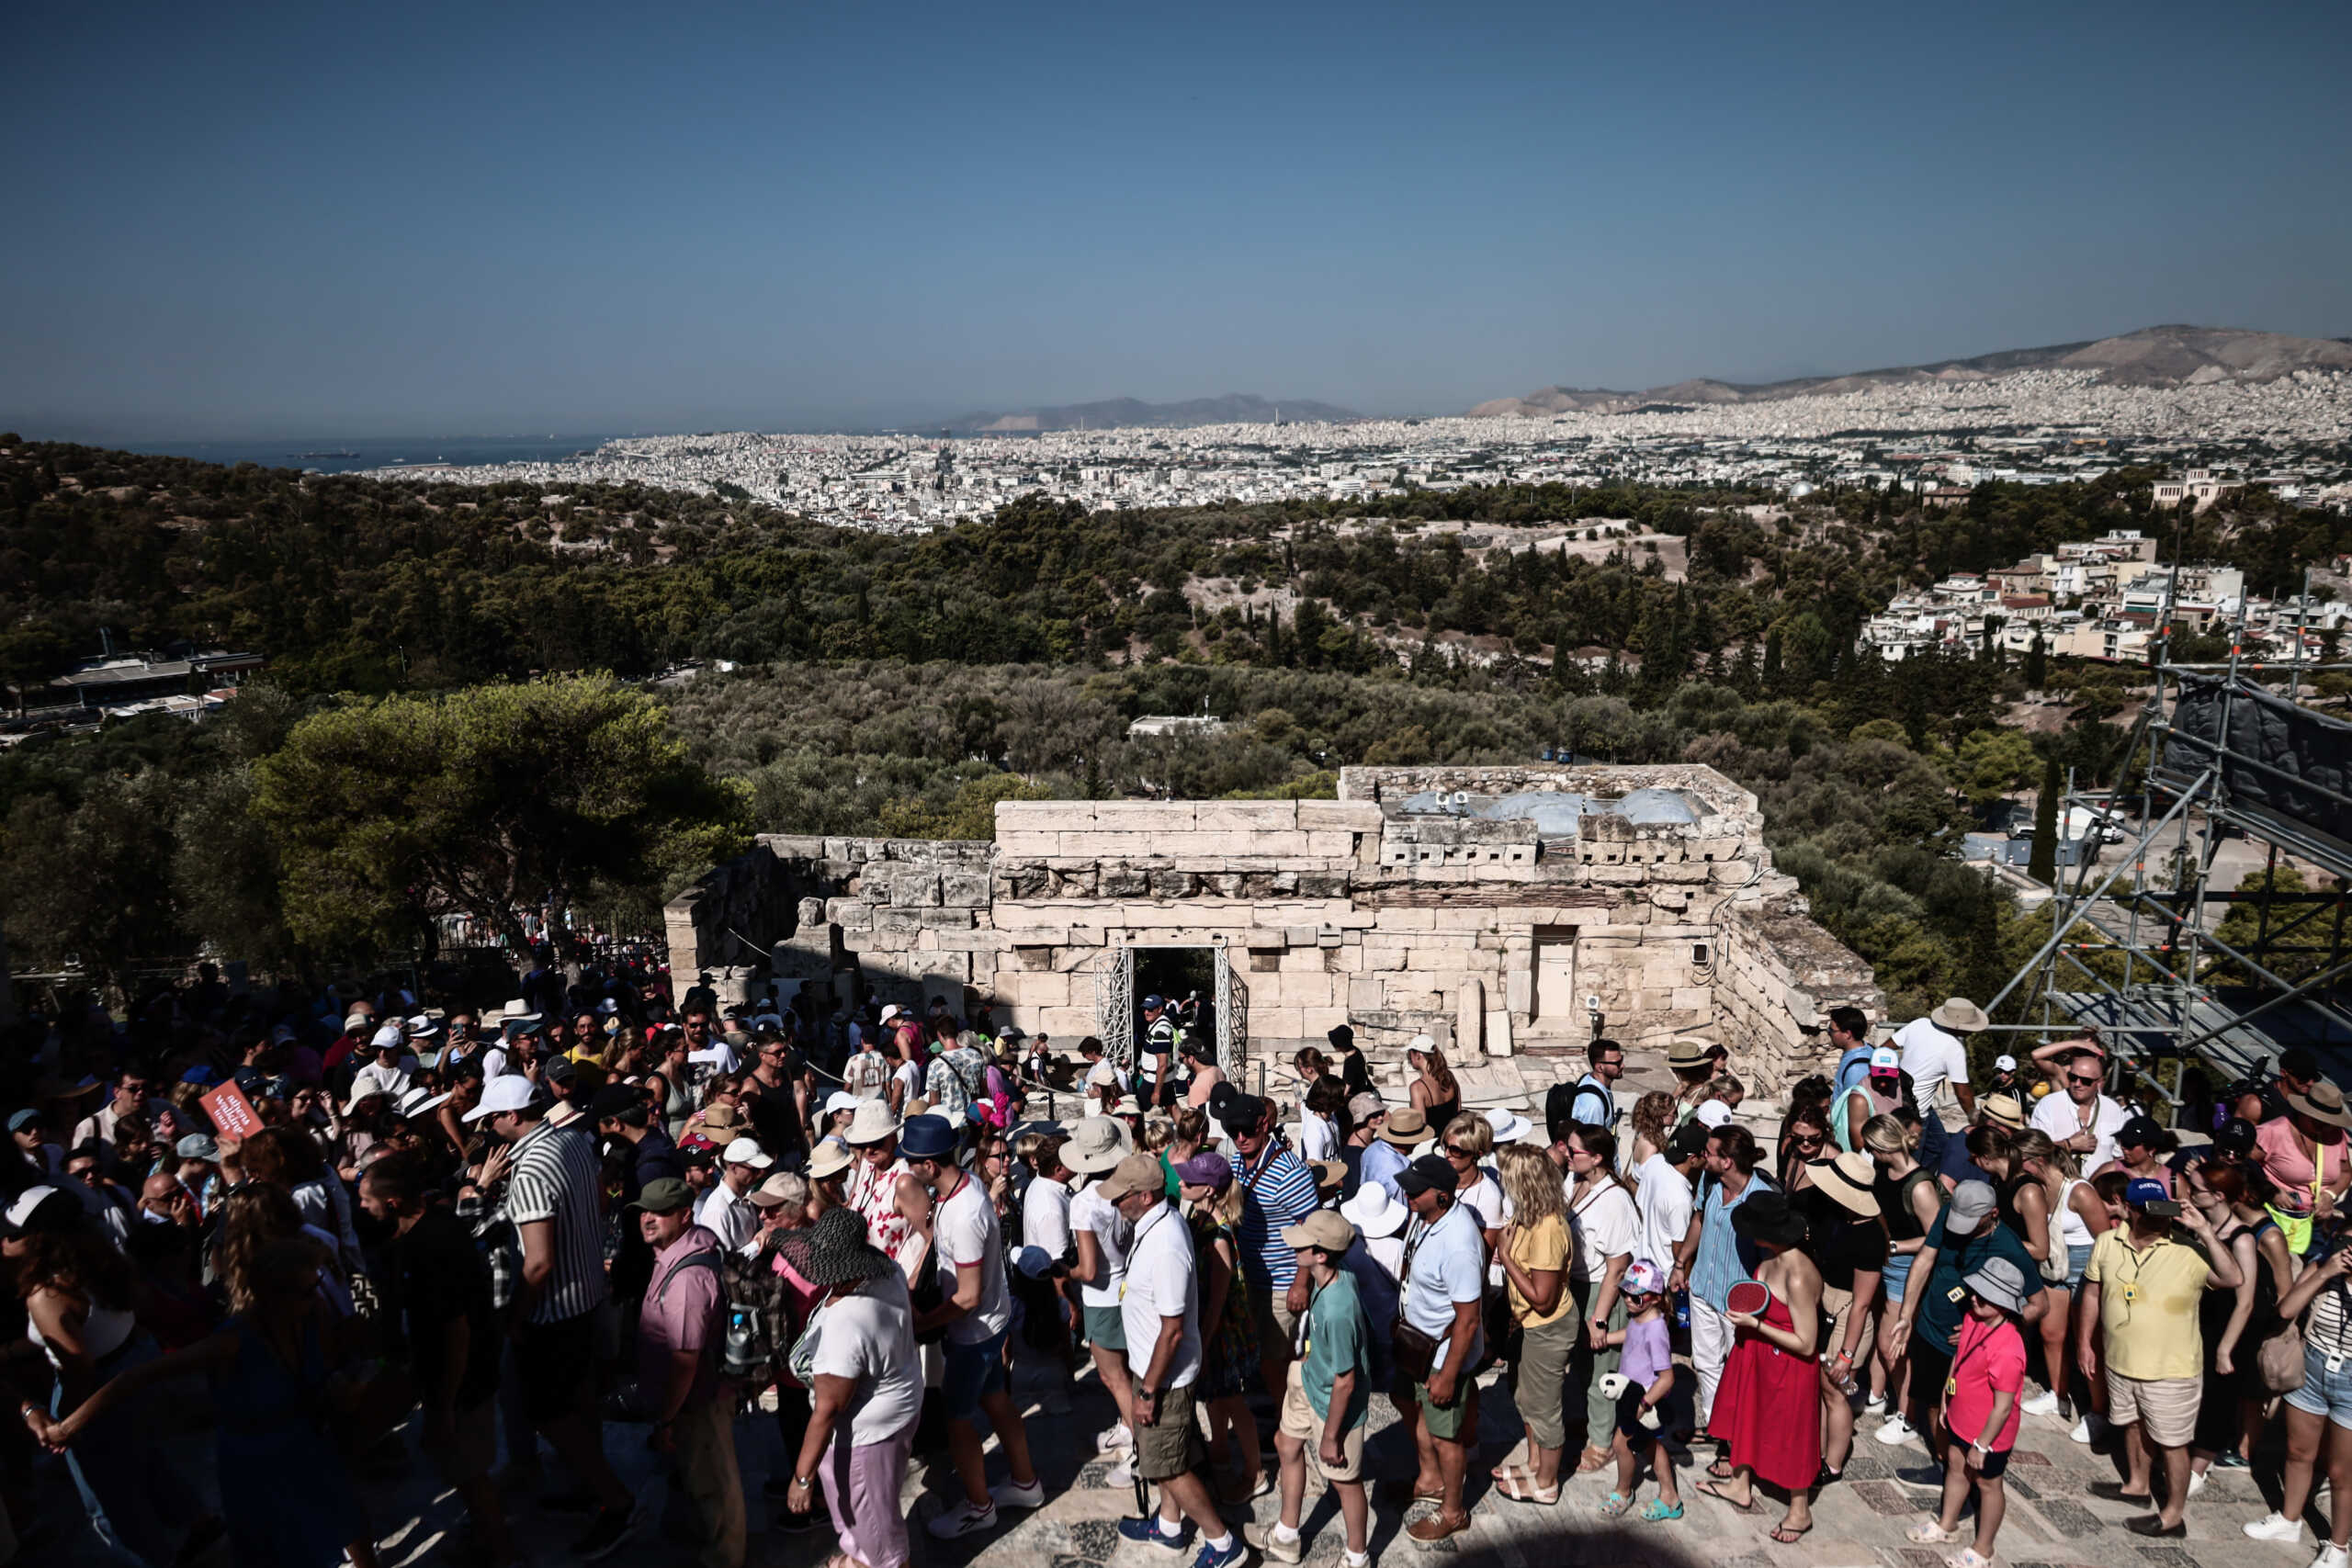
2162;674;2352;862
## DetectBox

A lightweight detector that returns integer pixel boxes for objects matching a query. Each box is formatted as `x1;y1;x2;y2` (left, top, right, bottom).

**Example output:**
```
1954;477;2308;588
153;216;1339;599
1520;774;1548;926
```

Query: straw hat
1378;1106;1430;1148
1979;1093;2029;1131
1808;1152;1880;1218
2289;1082;2352;1130
1930;998;1991;1033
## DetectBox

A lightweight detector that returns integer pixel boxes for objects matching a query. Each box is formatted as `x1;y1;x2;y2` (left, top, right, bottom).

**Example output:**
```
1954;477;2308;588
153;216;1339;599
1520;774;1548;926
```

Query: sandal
1598;1490;1633;1517
1498;1470;1561;1506
1577;1446;1614;1473
1637;1499;1684;1522
1707;1458;1736;1481
1907;1523;1964;1544
1693;1480;1758;1514
1771;1523;1813;1545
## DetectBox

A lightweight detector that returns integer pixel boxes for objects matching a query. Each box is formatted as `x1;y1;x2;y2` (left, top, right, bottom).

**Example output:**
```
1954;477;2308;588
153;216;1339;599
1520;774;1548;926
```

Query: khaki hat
1980;1093;2029;1131
1309;1158;1347;1190
1281;1210;1355;1254
2289;1082;2352;1130
1378;1106;1430;1148
1062;1116;1133;1174
808;1143;854;1179
1668;1036;1721;1070
843;1101;898;1145
1096;1152;1166;1203
1931;998;1991;1033
748;1172;806;1208
697;1105;746;1137
1810;1152;1880;1218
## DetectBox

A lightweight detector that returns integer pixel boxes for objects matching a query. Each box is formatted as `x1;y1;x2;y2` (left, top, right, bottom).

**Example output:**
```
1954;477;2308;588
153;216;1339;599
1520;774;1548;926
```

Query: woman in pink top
1908;1258;2029;1568
2253;1086;2352;1247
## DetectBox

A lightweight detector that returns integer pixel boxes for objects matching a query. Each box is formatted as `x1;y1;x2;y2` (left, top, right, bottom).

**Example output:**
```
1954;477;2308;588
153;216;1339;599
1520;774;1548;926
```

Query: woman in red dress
1697;1188;1825;1543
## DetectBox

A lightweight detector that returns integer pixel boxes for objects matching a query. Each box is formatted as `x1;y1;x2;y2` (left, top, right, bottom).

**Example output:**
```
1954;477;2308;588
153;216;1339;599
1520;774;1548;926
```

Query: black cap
587;1084;643;1122
2213;1117;2258;1158
1225;1094;1267;1134
1395;1154;1457;1198
2118;1114;2165;1149
1668;1120;1713;1161
1327;1024;1354;1050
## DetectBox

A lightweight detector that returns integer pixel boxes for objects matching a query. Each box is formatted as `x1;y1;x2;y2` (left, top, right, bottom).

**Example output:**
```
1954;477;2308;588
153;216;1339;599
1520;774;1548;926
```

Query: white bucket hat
1340;1181;1408;1238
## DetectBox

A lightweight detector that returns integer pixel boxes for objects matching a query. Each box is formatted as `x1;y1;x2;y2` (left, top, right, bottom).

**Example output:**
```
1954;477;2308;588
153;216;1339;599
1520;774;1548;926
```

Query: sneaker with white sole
991;1478;1046;1511
2309;1543;2348;1568
2070;1413;2105;1444
1103;1455;1136;1488
2020;1388;2062;1416
927;1500;999;1540
1863;1393;1887;1412
1874;1414;1917;1445
1098;1422;1133;1452
2246;1512;2305;1543
2188;1471;2208;1498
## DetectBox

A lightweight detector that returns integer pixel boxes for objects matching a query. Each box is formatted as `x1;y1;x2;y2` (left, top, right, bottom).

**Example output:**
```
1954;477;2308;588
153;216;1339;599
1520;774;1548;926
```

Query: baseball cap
2118;1114;2165;1149
1172;1151;1233;1188
1943;1180;1997;1237
587;1084;643;1122
1142;994;1165;1010
747;1172;805;1208
463;1074;545;1122
1695;1100;1733;1129
175;1134;220;1162
627;1177;695;1214
2125;1177;2182;1217
1223;1094;1267;1134
1868;1046;1901;1077
1668;1120;1713;1161
1281;1210;1354;1254
1395;1154;1457;1198
1623;1258;1668;1297
1097;1152;1167;1202
1994;1054;2018;1072
6;1109;40;1133
719;1136;774;1170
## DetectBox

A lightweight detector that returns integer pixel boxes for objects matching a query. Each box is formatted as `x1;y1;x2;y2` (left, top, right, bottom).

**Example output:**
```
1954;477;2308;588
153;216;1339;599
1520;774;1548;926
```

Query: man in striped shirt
1229;1094;1322;1396
469;1074;637;1559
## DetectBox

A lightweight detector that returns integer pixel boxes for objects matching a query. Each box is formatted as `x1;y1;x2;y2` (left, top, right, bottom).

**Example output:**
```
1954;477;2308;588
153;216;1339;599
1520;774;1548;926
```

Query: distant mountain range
1466;324;2352;418
936;392;1360;434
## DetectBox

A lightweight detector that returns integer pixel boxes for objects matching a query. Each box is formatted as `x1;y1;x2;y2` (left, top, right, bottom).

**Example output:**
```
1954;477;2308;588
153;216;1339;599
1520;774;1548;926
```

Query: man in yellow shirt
2076;1177;2243;1537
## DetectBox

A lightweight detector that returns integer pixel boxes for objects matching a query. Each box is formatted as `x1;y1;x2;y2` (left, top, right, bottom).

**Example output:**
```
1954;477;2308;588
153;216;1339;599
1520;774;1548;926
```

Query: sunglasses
1792;1134;1826;1148
2069;1075;2101;1087
1442;1144;1475;1159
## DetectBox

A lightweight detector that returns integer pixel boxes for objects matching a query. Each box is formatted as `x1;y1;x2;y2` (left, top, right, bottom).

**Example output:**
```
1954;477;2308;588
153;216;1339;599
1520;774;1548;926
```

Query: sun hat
808;1143;854;1179
1394;1153;1457;1198
1108;1094;1144;1118
1868;1045;1901;1077
1930;998;1991;1033
1378;1106;1430;1148
1942;1179;1998;1237
1340;1181;1409;1237
1309;1157;1347;1191
1172;1151;1233;1189
1623;1258;1668;1297
720;1136;773;1170
1962;1255;2029;1314
1694;1100;1733;1129
2289;1083;2352;1130
396;1087;451;1121
627;1177;695;1214
175;1134;220;1162
1980;1093;2029;1131
1809;1152;1880;1217
842;1101;898;1145
777;1206;898;1289
1281;1210;1354;1254
1485;1107;1535;1145
695;1105;747;1137
1728;1188;1808;1249
2125;1176;2182;1217
1347;1092;1385;1124
1062;1116;1134;1174
1097;1152;1167;1202
407;1015;442;1038
463;1074;545;1123
897;1114;956;1162
1667;1036;1719;1070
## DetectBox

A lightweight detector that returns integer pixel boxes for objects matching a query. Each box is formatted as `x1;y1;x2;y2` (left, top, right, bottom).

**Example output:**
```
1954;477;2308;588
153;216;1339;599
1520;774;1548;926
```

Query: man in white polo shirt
1893;998;1986;1125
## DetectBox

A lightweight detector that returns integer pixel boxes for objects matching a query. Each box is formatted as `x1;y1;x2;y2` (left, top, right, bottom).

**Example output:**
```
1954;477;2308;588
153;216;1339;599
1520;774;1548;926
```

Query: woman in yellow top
1492;1143;1577;1504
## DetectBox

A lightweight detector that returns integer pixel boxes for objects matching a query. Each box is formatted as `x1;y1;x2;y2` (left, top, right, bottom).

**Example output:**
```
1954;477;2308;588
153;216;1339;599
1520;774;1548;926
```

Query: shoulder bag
1390;1216;1442;1383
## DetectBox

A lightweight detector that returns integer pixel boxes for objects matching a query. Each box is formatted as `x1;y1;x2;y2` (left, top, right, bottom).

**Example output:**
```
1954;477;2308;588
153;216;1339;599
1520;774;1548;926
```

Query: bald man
139;1172;198;1228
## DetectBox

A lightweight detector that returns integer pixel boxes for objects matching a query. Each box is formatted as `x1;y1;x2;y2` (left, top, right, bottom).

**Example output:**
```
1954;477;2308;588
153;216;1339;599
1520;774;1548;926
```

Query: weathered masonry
667;764;1880;1094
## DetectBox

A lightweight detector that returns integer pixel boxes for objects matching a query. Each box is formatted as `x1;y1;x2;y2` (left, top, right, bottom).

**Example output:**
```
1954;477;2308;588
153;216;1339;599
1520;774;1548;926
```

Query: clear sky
5;0;2347;441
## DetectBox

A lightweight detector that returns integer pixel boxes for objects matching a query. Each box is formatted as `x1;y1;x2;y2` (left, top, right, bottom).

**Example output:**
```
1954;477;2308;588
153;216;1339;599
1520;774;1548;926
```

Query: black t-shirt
744;1079;806;1162
1796;1186;1890;1292
390;1209;502;1410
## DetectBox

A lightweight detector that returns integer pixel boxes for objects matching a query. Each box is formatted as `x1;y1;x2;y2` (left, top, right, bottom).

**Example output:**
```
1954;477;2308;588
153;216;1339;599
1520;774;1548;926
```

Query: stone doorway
1529;926;1587;1045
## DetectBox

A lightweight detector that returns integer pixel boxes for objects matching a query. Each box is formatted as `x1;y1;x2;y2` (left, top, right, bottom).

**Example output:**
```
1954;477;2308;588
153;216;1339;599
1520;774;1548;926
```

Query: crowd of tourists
6;963;2352;1568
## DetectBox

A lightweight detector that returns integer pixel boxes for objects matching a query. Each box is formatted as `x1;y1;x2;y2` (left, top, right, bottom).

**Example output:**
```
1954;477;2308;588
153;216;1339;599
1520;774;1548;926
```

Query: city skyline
5;0;2348;442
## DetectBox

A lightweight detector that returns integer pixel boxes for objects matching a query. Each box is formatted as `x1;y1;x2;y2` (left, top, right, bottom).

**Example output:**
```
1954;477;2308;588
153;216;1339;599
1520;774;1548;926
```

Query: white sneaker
1874;1414;1917;1445
1103;1455;1136;1488
1863;1393;1887;1413
2020;1388;2061;1417
2188;1471;2208;1498
1098;1422;1133;1453
991;1478;1046;1511
2309;1543;2348;1568
2070;1414;2104;1444
2245;1511;2304;1542
926;1500;998;1540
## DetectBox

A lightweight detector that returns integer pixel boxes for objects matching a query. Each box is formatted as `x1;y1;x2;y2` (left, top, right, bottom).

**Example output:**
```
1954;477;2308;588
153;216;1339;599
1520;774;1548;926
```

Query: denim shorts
2287;1343;2352;1430
1881;1251;1913;1303
2064;1242;2094;1292
942;1325;1011;1421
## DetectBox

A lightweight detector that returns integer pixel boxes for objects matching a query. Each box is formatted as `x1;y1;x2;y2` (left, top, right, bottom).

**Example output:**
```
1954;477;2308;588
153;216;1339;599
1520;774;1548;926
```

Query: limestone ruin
666;764;1879;1094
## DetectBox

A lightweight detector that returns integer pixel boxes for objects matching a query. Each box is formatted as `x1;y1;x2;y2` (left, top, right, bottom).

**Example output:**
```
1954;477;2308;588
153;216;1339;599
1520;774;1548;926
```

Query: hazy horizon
6;1;2347;445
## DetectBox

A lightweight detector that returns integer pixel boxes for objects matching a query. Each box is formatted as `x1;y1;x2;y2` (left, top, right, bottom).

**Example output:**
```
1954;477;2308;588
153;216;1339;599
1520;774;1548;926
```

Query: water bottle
1673;1287;1690;1331
723;1308;761;1381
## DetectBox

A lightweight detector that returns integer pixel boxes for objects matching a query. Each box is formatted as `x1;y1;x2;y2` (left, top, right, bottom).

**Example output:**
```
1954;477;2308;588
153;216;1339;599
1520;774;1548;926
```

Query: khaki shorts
1279;1363;1365;1482
1392;1366;1475;1441
431;1399;496;1485
1135;1382;1207;1483
1250;1290;1301;1362
1819;1282;1856;1359
2107;1371;2201;1448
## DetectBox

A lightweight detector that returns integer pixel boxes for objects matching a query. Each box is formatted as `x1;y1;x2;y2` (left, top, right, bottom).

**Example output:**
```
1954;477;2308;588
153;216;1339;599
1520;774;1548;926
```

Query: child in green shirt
1245;1212;1370;1568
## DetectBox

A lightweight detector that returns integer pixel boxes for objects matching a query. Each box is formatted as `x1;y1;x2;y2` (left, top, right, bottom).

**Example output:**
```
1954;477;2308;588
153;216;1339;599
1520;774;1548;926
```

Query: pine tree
2028;753;2061;884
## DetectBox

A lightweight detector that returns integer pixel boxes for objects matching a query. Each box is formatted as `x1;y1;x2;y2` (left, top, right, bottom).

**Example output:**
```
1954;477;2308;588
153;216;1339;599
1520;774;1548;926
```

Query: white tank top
28;1297;134;1371
2057;1178;2095;1247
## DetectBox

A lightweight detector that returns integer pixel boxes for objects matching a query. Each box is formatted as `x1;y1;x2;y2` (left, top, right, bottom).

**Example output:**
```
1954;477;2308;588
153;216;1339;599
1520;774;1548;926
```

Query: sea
117;434;618;475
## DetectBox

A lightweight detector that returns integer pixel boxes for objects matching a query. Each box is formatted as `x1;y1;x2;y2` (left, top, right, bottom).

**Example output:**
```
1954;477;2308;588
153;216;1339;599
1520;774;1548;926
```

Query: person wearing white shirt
1634;1121;1705;1276
695;1136;769;1252
1559;1124;1641;1472
2030;1054;2130;1173
1893;999;1986;1125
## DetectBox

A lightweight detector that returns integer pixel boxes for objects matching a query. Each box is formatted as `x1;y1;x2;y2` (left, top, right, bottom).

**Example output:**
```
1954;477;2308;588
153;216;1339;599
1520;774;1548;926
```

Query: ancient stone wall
663;764;1882;1095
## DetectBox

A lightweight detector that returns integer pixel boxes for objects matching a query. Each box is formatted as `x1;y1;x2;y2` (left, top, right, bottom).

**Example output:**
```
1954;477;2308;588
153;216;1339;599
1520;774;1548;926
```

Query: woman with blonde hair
1628;1090;1678;1169
1408;1037;1462;1137
1492;1143;1577;1502
1863;1111;1939;1442
1439;1111;1504;1246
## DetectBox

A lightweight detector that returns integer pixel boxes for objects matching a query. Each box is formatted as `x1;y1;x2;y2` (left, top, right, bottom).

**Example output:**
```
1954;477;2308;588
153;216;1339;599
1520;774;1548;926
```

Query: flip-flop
1771;1524;1814;1545
1693;1480;1759;1514
1707;1459;1736;1481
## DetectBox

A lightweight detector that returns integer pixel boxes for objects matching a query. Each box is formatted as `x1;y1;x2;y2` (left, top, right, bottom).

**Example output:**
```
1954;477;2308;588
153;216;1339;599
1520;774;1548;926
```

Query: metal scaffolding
1984;577;2352;1107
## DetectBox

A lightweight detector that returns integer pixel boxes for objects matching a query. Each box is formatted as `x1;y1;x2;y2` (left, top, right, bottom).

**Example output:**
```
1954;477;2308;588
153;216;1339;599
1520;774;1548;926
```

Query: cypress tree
2029;753;2061;884
2025;629;2047;691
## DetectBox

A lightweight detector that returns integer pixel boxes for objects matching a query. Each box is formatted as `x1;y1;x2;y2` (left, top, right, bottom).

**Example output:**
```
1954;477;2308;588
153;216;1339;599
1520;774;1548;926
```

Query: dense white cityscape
365;367;2352;531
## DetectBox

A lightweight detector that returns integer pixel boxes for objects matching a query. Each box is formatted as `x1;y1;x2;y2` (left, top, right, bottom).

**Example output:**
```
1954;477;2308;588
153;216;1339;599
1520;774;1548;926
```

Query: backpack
714;1245;793;1382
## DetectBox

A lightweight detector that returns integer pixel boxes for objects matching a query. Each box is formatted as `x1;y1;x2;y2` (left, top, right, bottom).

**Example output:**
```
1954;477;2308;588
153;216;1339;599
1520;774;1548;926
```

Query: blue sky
5;1;2346;440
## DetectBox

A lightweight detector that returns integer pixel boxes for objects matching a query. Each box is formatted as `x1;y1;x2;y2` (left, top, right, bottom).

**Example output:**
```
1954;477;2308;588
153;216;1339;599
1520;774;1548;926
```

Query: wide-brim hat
1340;1181;1408;1237
1931;998;1991;1033
1809;1152;1879;1218
1485;1107;1535;1145
1980;1093;2029;1131
34;1075;104;1103
2289;1083;2352;1130
778;1207;898;1289
1728;1188;1808;1249
808;1143;854;1179
1062;1115;1133;1174
1378;1106;1430;1147
898;1114;956;1162
1667;1036;1721;1070
842;1101;897;1146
